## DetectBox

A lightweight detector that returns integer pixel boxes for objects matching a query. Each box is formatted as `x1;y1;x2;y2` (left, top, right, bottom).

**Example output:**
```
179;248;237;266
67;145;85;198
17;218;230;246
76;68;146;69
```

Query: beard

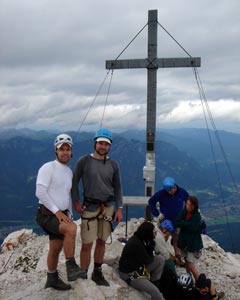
95;148;108;156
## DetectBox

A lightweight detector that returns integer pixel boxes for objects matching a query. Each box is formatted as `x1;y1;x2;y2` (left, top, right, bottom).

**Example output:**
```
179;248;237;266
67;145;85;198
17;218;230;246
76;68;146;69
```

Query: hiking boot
91;267;109;286
66;258;88;281
45;271;71;290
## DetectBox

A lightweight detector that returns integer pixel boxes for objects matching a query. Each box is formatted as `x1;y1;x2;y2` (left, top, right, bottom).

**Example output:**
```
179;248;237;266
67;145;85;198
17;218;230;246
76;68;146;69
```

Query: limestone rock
0;219;239;300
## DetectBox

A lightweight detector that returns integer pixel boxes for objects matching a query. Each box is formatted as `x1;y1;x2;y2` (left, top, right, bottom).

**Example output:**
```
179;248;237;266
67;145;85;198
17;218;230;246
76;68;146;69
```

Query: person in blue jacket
148;177;189;258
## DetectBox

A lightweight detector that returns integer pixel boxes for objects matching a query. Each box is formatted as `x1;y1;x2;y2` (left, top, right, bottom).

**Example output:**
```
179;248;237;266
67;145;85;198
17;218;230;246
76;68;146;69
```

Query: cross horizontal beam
106;57;201;70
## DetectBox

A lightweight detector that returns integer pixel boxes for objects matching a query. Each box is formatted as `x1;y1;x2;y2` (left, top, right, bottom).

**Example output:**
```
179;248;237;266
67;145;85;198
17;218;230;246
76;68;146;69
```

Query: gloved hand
158;213;165;223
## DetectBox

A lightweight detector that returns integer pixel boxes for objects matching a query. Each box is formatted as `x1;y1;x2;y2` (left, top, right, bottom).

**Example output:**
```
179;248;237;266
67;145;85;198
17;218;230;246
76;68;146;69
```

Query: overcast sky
1;0;240;133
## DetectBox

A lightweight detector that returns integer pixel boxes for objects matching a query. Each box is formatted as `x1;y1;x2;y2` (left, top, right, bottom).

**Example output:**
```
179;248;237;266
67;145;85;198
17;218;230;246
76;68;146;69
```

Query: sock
47;269;57;273
94;262;102;269
66;257;74;262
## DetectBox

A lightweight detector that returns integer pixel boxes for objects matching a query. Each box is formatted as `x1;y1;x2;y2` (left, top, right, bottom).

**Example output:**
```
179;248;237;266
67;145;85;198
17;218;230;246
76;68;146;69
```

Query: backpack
200;219;207;234
176;285;196;300
178;286;211;300
158;266;179;300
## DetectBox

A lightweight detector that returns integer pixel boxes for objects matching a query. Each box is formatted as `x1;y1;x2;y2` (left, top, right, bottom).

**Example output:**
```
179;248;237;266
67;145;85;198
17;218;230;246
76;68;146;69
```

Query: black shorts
36;207;67;240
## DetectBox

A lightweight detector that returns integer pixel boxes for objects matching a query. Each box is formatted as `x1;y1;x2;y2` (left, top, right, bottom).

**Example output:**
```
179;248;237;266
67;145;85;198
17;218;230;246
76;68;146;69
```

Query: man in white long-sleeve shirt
36;134;86;291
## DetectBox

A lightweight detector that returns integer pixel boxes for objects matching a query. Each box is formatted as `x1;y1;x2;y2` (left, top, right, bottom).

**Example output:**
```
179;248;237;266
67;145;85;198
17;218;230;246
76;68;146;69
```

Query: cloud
0;0;240;132
157;99;240;126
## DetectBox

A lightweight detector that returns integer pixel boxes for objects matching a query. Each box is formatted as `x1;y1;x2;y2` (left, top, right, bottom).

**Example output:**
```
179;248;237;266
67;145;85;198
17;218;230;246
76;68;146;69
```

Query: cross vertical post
144;9;158;220
106;9;201;221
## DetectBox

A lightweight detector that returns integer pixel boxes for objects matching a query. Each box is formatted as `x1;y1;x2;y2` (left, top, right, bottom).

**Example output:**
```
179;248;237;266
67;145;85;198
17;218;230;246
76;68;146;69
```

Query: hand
169;254;177;261
158;213;165;223
55;211;72;223
73;200;84;214
114;207;123;223
174;255;186;267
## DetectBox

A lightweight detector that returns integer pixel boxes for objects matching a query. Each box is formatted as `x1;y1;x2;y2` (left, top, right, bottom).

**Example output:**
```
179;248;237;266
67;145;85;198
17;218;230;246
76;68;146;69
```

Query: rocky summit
0;218;240;300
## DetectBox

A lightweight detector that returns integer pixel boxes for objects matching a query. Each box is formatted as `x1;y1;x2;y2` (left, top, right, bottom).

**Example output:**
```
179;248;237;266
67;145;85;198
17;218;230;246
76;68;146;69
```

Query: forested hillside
0;128;239;252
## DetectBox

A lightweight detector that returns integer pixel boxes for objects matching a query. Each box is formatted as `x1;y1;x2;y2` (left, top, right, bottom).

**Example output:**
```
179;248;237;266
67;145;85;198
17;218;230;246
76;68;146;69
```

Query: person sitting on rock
119;221;166;300
194;273;225;300
155;219;179;272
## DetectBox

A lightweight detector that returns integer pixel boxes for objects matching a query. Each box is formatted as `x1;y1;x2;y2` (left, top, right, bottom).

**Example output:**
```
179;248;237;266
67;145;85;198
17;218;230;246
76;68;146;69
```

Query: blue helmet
94;128;112;144
160;219;174;233
163;177;175;191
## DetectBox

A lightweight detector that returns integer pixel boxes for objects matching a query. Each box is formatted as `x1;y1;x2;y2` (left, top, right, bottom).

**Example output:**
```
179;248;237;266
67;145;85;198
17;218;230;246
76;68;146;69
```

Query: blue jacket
148;186;189;224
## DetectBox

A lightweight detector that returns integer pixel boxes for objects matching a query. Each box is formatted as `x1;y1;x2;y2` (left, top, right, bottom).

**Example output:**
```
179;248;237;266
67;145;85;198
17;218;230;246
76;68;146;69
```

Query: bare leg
185;261;199;281
59;221;77;258
94;238;105;264
45;239;72;290
80;242;93;270
172;230;181;256
210;280;217;295
91;239;109;286
47;239;63;271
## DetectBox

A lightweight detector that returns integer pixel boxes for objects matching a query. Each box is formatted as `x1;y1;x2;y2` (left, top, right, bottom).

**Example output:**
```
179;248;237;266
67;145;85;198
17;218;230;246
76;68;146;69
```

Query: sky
1;0;240;133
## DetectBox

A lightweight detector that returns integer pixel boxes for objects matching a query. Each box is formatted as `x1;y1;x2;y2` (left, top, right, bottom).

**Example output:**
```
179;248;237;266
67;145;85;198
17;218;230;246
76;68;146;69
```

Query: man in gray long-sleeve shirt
71;128;123;286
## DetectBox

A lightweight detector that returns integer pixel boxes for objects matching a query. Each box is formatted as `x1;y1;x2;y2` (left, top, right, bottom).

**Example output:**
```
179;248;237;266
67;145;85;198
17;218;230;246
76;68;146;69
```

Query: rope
73;70;111;141
155;19;237;251
74;22;148;137
193;68;240;195
98;22;148;126
193;67;236;252
157;21;192;57
113;22;148;62
100;69;114;128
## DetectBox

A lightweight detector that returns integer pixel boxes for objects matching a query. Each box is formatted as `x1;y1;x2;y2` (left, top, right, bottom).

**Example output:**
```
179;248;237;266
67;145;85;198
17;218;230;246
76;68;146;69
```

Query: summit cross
106;9;201;219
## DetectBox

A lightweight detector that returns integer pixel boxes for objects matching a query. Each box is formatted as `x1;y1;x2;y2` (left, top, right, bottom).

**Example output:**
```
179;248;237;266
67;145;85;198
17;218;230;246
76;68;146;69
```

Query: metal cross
106;9;201;219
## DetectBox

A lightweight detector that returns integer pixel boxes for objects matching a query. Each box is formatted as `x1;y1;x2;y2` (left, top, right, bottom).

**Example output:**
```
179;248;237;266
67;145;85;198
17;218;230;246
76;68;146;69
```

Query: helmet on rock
94;128;112;144
178;273;193;289
163;177;175;191
54;134;73;149
160;219;175;233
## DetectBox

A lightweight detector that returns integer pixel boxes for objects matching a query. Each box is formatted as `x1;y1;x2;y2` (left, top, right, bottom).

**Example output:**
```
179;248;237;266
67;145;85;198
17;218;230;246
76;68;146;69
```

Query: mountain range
0;127;239;252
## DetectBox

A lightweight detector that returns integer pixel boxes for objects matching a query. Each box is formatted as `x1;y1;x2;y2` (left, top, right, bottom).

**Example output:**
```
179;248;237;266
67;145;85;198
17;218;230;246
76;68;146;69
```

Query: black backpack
158;267;179;300
176;285;196;300
159;268;197;300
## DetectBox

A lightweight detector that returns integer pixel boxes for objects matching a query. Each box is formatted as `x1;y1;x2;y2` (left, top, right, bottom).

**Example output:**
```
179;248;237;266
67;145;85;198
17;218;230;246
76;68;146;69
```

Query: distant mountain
122;127;240;167
0;128;239;252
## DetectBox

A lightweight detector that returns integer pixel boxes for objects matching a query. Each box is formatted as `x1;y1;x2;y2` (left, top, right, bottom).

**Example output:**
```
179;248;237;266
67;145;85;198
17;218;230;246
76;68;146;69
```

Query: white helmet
178;273;192;289
54;134;73;149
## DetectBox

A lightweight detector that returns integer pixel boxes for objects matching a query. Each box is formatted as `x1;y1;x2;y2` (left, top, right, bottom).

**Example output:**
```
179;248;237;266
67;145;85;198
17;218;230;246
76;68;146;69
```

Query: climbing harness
126;265;150;284
81;197;115;244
